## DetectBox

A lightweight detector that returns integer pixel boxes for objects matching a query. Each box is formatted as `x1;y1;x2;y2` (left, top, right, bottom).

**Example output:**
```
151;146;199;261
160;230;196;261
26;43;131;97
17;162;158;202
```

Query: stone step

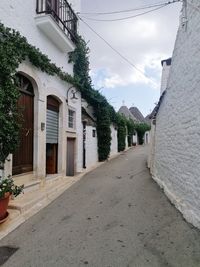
23;180;41;193
8;178;73;214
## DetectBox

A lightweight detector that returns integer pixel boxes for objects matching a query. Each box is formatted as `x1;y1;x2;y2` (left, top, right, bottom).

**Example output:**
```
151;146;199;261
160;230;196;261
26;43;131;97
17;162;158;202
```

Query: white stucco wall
152;0;200;229
148;122;156;170
110;124;118;157
125;135;128;149
85;126;98;169
132;132;138;145
144;131;150;145
0;0;80;74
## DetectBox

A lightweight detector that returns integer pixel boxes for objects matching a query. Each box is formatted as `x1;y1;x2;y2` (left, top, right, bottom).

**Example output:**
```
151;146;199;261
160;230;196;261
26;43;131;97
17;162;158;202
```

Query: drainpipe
0;164;4;180
82;120;87;169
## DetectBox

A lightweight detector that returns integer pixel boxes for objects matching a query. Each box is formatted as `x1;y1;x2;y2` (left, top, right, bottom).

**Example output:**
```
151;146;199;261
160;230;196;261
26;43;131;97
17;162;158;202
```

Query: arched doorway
46;96;59;174
13;74;34;175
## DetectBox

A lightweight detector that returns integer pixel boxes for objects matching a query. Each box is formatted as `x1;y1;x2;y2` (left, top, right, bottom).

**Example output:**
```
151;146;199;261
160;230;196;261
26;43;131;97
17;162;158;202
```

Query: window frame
68;108;76;130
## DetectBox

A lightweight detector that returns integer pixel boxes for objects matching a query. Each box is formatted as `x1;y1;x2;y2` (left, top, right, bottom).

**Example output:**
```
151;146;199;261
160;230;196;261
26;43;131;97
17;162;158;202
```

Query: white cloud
80;0;182;111
90;50;167;91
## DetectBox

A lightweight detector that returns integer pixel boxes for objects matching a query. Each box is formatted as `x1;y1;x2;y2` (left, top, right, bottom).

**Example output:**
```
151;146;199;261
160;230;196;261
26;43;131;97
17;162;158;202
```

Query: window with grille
68;109;75;129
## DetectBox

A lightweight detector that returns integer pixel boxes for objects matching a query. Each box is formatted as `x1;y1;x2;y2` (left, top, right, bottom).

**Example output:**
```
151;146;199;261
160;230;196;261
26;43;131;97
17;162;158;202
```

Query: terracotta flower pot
0;192;10;221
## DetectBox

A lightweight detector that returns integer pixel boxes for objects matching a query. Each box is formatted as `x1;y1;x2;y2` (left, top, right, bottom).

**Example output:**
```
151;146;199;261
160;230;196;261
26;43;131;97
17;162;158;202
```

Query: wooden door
46;144;58;174
46;96;59;175
13;77;34;175
67;138;75;176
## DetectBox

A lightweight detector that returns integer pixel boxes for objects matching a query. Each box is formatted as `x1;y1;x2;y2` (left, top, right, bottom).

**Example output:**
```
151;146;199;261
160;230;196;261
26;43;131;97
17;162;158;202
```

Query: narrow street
1;146;200;267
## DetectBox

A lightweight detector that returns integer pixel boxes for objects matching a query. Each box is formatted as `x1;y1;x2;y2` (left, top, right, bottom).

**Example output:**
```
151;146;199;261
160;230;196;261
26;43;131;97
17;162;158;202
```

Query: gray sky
79;0;182;116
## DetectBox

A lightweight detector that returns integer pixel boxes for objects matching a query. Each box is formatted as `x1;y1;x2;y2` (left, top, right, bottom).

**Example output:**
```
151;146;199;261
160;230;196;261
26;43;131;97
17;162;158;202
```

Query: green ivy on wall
69;36;116;161
135;123;151;145
116;114;127;152
0;24;117;165
116;114;151;150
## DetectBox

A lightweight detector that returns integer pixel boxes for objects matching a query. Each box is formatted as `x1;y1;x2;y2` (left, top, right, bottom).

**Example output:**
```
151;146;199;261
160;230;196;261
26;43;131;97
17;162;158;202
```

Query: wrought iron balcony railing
36;0;78;44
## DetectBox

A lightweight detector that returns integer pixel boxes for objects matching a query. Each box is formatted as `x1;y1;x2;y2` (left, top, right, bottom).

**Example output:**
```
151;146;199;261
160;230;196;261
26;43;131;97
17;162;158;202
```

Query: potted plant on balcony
0;176;24;223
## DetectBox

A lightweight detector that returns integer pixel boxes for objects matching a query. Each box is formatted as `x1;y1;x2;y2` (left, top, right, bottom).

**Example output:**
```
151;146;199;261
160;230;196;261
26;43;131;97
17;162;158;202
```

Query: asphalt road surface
1;146;200;267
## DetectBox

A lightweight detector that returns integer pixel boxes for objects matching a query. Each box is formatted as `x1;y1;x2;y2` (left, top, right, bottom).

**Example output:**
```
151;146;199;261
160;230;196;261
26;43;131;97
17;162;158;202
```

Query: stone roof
129;107;145;123
118;106;137;122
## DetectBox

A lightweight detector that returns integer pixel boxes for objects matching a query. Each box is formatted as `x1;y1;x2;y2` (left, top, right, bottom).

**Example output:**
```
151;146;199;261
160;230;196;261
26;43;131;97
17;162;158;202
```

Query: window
68;109;75;129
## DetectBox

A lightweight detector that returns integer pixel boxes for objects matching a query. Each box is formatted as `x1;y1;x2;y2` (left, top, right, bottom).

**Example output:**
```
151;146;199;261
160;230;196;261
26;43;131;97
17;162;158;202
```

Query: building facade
1;0;83;185
149;0;200;228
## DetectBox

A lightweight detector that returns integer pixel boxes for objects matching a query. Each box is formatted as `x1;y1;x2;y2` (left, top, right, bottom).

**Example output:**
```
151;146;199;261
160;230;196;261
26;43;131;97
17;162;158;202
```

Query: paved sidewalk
1;146;200;267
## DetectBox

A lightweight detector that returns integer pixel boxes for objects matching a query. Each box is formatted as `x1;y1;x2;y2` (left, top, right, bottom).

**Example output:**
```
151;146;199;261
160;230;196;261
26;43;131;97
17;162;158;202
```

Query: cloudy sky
79;0;182;116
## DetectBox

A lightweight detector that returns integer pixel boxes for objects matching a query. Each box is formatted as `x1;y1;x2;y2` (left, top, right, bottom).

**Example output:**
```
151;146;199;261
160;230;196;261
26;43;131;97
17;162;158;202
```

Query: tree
116;114;127;152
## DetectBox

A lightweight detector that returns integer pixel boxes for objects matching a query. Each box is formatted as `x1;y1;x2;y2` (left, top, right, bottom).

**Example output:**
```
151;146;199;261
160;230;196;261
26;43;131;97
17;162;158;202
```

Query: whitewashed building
81;99;118;168
144;131;150;145
148;58;171;169
149;0;200;229
132;131;138;146
1;0;83;186
81;99;98;170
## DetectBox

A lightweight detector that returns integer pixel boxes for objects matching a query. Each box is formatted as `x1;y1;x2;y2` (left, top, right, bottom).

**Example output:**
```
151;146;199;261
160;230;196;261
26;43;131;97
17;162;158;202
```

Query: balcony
35;0;78;52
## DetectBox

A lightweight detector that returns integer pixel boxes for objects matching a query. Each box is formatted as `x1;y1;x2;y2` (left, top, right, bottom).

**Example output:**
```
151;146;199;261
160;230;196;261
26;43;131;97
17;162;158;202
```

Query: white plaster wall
152;0;200;229
160;62;171;95
0;0;80;74
144;131;150;145
148;122;156;170
110;124;118;157
125;135;129;150
85;126;98;169
132;132;138;145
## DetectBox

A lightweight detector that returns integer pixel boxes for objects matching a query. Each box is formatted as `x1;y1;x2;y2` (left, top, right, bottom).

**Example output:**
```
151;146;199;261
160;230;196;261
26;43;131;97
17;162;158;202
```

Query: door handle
25;129;30;136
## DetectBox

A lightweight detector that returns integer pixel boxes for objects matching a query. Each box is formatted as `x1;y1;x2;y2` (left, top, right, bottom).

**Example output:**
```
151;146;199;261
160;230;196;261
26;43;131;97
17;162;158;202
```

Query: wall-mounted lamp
41;122;45;131
66;86;78;104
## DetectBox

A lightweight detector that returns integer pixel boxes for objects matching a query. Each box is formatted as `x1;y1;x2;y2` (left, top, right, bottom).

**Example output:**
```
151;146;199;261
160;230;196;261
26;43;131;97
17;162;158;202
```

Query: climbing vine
0;24;117;165
116;115;150;149
135;123;151;145
116;114;127;152
126;119;136;147
69;36;116;161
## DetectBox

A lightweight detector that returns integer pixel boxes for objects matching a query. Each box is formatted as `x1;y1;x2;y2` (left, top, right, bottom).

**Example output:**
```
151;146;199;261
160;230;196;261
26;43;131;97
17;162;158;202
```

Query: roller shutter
46;109;59;144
